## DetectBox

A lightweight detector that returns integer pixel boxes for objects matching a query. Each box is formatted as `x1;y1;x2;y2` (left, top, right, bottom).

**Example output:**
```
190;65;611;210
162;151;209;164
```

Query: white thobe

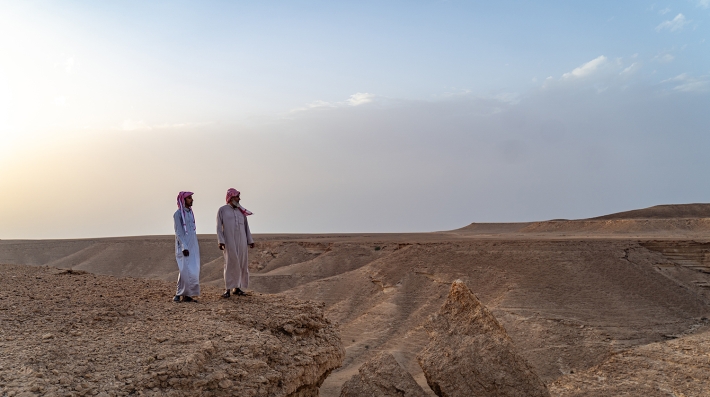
216;204;253;290
173;208;201;296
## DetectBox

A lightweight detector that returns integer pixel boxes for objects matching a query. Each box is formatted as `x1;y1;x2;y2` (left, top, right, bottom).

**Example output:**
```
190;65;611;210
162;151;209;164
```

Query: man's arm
216;207;226;250
245;215;254;248
173;211;190;255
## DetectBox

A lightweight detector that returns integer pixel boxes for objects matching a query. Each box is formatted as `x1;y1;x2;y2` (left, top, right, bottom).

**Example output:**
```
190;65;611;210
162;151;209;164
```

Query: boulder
340;352;428;397
417;280;549;397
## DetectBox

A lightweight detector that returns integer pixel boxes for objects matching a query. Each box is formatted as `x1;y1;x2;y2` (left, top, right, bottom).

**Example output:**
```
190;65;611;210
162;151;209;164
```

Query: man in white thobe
217;188;254;298
173;191;201;302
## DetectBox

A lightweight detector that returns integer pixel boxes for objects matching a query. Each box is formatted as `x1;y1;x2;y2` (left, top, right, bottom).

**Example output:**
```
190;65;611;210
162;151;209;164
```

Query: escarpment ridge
591;203;710;220
455;203;710;237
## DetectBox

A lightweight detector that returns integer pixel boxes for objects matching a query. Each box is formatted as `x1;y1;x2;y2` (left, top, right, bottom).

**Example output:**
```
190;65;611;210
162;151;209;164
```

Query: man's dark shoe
234;288;247;296
172;295;181;303
182;296;195;302
221;290;231;299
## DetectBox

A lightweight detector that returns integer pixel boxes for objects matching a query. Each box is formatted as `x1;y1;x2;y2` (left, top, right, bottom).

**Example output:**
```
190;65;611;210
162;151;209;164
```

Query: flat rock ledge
339;352;428;397
0;263;345;397
417;279;550;397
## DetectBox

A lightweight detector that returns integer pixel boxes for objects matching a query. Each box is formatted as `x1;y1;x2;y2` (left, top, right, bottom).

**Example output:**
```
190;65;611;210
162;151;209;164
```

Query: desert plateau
3;204;710;396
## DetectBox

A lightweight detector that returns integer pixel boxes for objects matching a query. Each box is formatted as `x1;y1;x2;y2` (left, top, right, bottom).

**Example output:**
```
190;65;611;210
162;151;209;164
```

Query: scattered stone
417;280;550;397
340;352;427;397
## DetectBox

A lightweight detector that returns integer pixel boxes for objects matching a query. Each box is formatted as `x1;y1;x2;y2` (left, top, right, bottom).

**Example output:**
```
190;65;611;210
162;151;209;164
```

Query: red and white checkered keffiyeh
176;191;195;233
226;188;253;216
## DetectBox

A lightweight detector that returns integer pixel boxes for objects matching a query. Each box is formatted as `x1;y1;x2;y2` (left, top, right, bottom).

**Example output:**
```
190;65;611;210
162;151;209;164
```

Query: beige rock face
417;280;550;397
339;352;428;397
550;327;710;397
0;264;344;397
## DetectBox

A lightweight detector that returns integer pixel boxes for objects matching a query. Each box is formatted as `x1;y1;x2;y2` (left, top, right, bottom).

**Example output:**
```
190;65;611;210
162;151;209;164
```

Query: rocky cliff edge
0;263;345;397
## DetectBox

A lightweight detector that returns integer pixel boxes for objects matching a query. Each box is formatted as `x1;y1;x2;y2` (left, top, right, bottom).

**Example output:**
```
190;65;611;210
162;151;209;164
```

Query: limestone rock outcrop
417;279;549;397
550;327;710;397
339;352;428;397
0;263;344;397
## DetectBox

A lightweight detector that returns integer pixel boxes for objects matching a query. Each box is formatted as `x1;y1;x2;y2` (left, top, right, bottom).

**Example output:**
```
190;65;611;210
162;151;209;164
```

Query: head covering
226;188;253;216
176;191;195;233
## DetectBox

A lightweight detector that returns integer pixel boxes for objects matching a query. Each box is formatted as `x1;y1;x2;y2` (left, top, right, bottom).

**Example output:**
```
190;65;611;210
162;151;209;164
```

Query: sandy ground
3;204;710;396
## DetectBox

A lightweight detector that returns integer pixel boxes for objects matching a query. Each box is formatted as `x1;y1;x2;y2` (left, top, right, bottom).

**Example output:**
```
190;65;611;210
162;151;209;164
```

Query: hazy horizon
2;1;710;239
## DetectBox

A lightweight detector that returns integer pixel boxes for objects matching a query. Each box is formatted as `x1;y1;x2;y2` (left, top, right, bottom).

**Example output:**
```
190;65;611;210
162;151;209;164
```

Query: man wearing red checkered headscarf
216;188;254;298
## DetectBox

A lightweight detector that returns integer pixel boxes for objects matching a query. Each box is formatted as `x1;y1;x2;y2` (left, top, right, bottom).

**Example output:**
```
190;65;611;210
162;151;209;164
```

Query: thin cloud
653;53;675;63
661;73;709;92
291;93;376;113
656;14;689;32
661;73;688;83
494;92;520;104
698;0;709;9
620;62;641;77
561;56;608;80
152;121;214;129
117;120;211;131
306;100;337;109
120;120;152;131
658;7;671;15
346;92;375;106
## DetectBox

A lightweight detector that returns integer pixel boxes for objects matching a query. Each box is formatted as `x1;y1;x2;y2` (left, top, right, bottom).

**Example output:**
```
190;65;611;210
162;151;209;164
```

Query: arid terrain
3;203;710;396
0;264;344;397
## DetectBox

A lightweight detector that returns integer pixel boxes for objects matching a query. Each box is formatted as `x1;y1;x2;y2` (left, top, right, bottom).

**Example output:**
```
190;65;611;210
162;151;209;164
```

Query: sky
1;0;709;238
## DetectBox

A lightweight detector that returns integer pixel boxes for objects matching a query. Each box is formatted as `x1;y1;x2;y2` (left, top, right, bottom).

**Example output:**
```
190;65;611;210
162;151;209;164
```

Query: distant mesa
588;203;710;220
455;203;710;236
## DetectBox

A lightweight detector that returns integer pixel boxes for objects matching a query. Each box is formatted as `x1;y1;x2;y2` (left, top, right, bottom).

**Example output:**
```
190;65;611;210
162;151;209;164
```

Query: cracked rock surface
550;327;710;396
417;280;550;397
0;263;344;397
339;352;427;397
